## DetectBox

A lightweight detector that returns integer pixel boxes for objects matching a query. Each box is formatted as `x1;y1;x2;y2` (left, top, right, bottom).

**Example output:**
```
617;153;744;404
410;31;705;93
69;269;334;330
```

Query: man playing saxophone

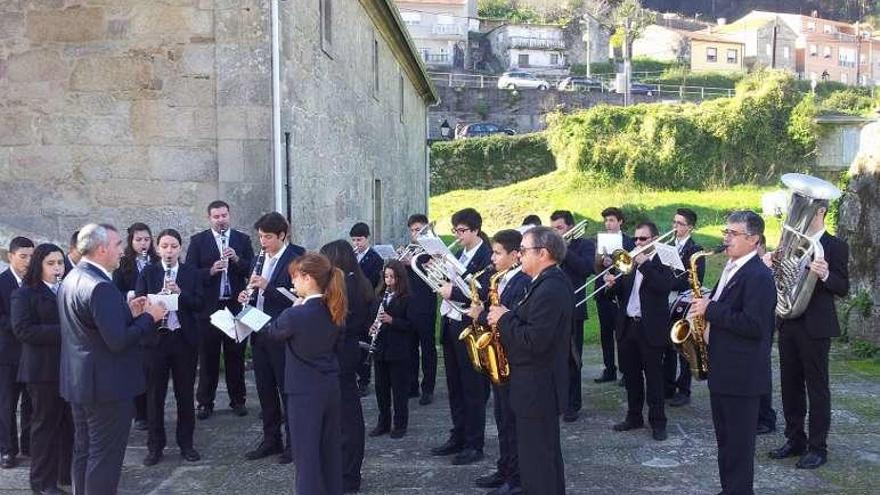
688;210;775;495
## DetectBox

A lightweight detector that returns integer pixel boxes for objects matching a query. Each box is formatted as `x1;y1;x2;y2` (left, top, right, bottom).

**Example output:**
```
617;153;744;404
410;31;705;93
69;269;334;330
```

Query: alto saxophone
458;266;491;374
475;264;516;385
669;246;723;381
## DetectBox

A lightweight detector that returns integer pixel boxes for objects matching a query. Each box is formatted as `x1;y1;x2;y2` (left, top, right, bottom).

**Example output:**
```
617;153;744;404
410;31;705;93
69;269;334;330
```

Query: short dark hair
521;214;541;226
491;229;522;254
22;243;64;288
451;208;482;232
349;222;370;238
207;200;230;214
524;226;566;263
407;214;429;227
601;207;624;222
156;229;182;246
69;230;80;250
675;208;698;227
254;212;289;237
635;221;660;237
550;210;574;227
9;236;34;253
727;210;765;236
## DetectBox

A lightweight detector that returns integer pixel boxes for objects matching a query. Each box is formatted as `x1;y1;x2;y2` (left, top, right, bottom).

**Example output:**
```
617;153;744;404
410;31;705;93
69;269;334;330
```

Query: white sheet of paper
237;306;272;334
418;236;449;257
209;308;238;341
148;293;179;311
373;244;396;260
275;287;298;304
596;232;623;256
654;242;686;272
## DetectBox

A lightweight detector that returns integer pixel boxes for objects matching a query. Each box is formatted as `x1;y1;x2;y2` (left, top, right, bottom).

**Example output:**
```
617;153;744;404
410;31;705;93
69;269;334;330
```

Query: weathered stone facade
0;0;435;251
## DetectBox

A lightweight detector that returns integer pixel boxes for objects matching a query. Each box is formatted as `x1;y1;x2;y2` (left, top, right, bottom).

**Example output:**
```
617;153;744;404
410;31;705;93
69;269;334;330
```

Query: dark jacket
58;262;156;404
670;237;706;293
338;273;372;375
112;254;157;297
561;238;596;320
185;229;254;317
610;255;675;347
250;244;306;344
372;293;413;362
778;232;849;339
406;263;437;316
135;262;204;349
447;241;493;327
0;269;23;365
498;266;572;418
705;255;775;397
10;284;62;383
358;248;385;289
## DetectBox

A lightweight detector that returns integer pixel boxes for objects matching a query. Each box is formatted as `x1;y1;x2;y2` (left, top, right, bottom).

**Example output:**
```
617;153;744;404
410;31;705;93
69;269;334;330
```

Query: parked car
456;122;516;139
630;83;656;96
497;71;550;91
557;76;603;92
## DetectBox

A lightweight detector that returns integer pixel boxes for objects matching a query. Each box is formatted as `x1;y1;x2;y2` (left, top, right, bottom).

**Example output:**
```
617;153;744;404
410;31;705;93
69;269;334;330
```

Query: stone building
395;0;478;70
0;0;437;251
486;23;567;75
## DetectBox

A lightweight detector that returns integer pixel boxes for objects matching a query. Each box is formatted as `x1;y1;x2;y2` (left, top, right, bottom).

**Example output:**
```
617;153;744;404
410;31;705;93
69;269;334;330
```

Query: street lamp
439;119;451;140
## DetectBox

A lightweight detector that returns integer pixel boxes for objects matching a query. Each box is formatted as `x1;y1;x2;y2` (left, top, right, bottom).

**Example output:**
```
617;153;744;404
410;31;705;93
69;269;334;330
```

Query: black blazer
185;229;255;317
135;262;204;349
779;232;849;338
0;269;23;365
250;244;305;344
705;255;775;397
372;293;413;362
359;248;384;289
112;254;157;297
670;237;706;292
498;266;572;418
406;265;437;316
561;238;596;320
10;284;62;383
262;298;342;395
58;262;156;404
610;255;675;348
339;273;372;375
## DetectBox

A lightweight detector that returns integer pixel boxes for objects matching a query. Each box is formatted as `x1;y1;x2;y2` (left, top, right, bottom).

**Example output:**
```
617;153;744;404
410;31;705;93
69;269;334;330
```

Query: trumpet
562;219;589;243
574;229;676;307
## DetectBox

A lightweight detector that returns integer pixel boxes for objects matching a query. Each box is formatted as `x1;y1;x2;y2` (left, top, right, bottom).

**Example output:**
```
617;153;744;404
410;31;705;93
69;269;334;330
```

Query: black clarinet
362;289;391;365
245;249;266;306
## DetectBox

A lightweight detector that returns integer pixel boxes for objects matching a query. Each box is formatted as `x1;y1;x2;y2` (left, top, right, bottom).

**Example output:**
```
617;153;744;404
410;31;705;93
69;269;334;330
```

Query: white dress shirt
257;245;288;311
712;250;757;302
625;253;656;318
439;239;483;321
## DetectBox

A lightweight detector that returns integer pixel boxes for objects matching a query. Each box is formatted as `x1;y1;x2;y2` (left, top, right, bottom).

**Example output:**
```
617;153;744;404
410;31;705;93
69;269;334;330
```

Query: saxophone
475;264;516;385
669;246;723;381
458;266;491;373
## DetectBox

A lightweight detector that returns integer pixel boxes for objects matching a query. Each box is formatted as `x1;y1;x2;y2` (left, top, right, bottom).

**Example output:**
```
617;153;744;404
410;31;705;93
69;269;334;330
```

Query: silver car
497;71;550;90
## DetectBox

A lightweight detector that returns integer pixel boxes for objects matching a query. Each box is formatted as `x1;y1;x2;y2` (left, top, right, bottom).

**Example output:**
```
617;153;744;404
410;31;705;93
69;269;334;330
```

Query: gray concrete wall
816;118;876;171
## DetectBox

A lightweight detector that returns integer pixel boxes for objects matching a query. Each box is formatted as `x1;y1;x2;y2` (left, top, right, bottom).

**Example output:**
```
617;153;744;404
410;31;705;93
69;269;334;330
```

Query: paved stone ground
1;344;878;494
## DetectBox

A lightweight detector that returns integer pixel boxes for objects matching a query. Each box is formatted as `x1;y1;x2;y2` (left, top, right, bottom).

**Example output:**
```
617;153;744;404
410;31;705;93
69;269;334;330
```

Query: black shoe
451;448;483;465
488;482;523;495
652;427;668;441
35;488;68;495
594;369;617;383
196;405;213;420
562;410;579;423
143;450;163;466
617;377;626;387
756;423;776;435
369;425;390;437
181;448;201;462
278;449;292;465
475;470;505;488
0;454;15;469
134;419;148;431
390;428;407;439
796;451;827;469
358;384;370;397
244;441;283;460
231;403;248;417
769;441;806;460
668;393;690;408
430;437;464;456
419;392;433;406
612;420;644;432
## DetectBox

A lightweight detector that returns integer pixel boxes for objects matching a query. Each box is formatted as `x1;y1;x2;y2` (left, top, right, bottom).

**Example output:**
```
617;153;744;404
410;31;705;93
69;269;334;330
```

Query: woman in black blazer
135;229;204;466
10;243;73;494
369;260;414;439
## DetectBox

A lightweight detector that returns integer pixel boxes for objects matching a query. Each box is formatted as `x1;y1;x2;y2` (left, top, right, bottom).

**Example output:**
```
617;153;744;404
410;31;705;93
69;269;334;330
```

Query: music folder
653;242;686;272
210;306;272;343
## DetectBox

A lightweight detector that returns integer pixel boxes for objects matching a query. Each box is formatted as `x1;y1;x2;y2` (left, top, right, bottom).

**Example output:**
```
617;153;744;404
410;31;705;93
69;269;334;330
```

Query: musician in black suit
404;214;438;406
136;229;204;466
10;244;72;495
550;210;596;423
320;239;372;493
261;253;345;495
665;208;706;408
58;224;164;495
237;212;305;464
431;208;492;466
186;200;255;420
768;202;849;470
471;229;530;495
64;230;81;274
594;207;635;384
689;210;775;495
605;222;675;441
113;222;160;431
487;226;571;495
0;236;34;469
350;222;384;396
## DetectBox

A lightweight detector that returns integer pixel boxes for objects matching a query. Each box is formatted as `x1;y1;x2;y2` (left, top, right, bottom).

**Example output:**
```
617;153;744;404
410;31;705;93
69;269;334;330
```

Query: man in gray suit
58;224;165;494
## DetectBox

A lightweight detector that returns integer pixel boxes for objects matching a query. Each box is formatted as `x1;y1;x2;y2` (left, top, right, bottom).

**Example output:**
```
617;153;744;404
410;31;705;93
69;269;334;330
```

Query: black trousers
70;400;133;495
409;310;438;395
146;332;197;453
252;334;289;448
0;363;30;456
26;382;73;492
567;318;585;413
339;370;364;492
516;412;565;495
441;316;490;450
134;393;147;422
287;383;343;495
596;297;619;374
374;358;410;430
711;393;759;495
196;308;247;409
492;383;519;486
619;319;666;429
778;325;832;453
758;392;777;429
662;346;691;397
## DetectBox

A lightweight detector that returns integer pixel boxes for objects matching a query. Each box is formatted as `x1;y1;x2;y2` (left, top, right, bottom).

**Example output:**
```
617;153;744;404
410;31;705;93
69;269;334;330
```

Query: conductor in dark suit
689;210;775;495
187;200;255;420
768;202;849;470
58;224;165;495
488;226;572;495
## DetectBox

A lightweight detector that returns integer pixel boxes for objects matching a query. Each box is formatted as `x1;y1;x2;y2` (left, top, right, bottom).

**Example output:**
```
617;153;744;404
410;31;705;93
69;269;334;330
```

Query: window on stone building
518;53;529;67
807;21;816;32
824;24;834;34
373;179;383;243
706;47;717;63
401;12;421;26
320;0;333;56
727;49;738;64
372;38;380;99
550;53;559;65
809;44;818;56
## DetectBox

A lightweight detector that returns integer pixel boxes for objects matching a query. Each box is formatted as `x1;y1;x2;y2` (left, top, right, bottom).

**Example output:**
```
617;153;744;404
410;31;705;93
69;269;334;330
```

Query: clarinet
364;289;391;363
244;249;266;306
157;268;173;333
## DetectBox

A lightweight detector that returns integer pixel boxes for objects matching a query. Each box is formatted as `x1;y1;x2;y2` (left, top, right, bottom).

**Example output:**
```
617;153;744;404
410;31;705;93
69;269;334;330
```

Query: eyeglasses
721;229;751;238
519;245;545;253
671;220;689;227
452;227;473;234
633;236;651;242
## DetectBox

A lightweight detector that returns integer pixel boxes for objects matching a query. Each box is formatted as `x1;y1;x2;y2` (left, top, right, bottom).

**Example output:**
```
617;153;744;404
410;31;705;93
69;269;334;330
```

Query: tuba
670;246;724;381
474;265;515;385
458;266;492;373
771;173;841;319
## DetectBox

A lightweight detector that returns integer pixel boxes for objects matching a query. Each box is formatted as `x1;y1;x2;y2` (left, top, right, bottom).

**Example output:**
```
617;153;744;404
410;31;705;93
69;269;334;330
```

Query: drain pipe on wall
271;0;284;214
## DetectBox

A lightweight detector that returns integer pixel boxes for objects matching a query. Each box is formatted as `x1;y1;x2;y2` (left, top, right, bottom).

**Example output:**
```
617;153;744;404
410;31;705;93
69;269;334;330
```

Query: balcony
509;36;565;50
423;53;451;65
432;24;464;36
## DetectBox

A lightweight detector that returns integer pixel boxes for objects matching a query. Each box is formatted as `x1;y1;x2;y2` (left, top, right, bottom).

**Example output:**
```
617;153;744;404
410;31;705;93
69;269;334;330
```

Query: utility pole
623;16;631;107
771;17;778;69
855;22;862;86
585;16;592;78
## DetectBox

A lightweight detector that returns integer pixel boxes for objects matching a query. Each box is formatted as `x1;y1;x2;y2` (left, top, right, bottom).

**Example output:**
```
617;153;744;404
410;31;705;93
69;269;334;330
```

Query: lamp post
439;119;452;140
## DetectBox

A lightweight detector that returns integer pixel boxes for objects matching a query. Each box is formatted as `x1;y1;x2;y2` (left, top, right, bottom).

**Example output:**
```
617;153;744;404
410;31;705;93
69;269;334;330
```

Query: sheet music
275;287;298;304
237;306;272;334
373;244;397;260
210;308;239;341
148;293;179;311
596;232;623;256
654;243;686;272
418;236;450;257
210;306;272;343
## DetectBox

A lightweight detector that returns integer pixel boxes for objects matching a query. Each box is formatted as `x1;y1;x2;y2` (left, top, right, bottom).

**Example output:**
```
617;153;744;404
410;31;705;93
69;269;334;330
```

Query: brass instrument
408;228;475;314
669;246;724;381
474;264;516;385
562;219;589;243
458;267;492;373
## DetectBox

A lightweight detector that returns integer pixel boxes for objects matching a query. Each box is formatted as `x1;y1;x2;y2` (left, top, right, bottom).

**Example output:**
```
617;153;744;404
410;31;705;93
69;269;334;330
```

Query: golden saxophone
458;266;491;374
475;264;516;385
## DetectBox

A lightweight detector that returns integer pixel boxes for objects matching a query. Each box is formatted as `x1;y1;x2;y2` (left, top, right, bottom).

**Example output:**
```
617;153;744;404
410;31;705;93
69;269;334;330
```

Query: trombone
574;229;676;308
